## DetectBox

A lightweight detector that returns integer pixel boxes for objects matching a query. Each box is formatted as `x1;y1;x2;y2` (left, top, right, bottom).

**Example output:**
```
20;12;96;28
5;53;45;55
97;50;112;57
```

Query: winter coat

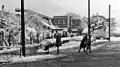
80;35;87;48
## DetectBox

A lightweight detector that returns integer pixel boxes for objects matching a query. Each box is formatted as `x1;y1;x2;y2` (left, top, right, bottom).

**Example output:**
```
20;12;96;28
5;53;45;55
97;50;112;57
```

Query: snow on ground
10;41;109;63
0;36;108;54
10;54;67;63
1;36;120;64
37;41;80;52
95;40;108;42
0;47;20;54
37;40;108;53
0;44;41;54
0;35;111;64
110;36;120;41
47;36;83;43
114;27;120;33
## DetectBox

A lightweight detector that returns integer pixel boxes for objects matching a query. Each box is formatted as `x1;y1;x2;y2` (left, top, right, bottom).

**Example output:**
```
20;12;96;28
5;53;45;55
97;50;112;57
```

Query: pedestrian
36;32;39;43
8;31;12;46
78;33;88;53
86;35;92;53
29;32;33;44
55;32;61;54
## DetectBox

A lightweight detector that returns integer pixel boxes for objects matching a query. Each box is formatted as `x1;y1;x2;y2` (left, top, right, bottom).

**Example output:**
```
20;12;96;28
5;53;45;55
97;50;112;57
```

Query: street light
21;0;26;57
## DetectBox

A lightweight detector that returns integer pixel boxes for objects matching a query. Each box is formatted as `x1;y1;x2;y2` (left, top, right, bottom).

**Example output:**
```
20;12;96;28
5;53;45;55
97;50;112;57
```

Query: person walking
55;32;61;54
78;33;88;53
86;35;92;53
8;31;13;46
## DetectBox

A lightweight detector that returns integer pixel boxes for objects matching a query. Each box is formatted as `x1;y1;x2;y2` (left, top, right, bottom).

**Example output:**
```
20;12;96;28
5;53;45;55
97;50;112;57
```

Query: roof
41;20;62;30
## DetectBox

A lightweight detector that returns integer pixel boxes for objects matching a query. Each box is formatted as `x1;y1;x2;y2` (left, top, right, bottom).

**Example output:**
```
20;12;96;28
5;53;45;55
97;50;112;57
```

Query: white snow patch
110;37;120;41
6;41;109;63
10;54;67;63
38;40;108;53
37;41;80;52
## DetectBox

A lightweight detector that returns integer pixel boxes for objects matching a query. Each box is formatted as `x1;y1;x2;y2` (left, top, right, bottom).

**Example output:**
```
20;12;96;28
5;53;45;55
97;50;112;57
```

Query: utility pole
21;0;26;57
88;0;91;45
67;16;70;36
109;4;111;42
67;16;70;30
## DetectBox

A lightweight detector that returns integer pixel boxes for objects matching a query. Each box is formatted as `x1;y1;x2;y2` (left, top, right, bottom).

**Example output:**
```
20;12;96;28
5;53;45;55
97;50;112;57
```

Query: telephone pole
109;4;111;42
21;0;26;57
88;0;91;45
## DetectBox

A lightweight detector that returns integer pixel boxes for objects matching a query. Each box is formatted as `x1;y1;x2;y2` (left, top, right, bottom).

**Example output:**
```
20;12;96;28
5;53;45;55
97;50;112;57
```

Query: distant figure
2;5;4;10
8;31;13;46
29;32;33;44
36;32;39;43
56;33;62;54
54;33;57;38
78;33;88;53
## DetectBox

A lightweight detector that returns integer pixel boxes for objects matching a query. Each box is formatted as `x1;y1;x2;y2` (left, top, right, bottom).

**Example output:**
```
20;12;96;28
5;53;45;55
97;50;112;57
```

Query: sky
0;0;120;27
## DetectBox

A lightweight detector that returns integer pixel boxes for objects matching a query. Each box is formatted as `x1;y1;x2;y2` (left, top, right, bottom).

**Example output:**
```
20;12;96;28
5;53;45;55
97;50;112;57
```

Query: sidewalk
1;41;120;67
0;44;40;54
0;36;82;54
9;40;109;64
10;54;67;63
37;40;108;52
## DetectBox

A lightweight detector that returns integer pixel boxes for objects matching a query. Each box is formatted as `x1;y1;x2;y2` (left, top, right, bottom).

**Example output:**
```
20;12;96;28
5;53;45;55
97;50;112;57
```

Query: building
51;16;83;35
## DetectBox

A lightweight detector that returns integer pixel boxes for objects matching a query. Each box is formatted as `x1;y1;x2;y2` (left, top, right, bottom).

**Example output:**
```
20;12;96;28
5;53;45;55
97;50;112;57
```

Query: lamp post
21;0;26;57
88;0;91;46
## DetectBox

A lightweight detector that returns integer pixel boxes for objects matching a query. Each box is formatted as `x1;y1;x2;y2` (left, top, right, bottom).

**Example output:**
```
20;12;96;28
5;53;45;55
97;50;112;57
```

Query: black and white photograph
0;0;120;67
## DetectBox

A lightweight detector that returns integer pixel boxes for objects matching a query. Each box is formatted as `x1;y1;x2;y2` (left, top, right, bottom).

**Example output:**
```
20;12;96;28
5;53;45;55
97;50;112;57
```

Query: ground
1;41;120;67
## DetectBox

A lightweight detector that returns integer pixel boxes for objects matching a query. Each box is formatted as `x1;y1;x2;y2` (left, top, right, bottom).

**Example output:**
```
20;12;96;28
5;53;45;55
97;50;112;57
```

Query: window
72;20;76;25
63;19;67;25
72;20;79;26
53;19;58;25
58;19;63;24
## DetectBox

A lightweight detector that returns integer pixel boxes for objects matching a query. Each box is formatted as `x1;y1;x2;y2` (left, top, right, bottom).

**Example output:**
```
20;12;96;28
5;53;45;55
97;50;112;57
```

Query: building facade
51;16;82;35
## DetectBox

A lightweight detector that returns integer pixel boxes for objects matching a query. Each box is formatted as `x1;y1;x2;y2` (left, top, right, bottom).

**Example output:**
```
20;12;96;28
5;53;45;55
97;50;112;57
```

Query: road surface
1;41;120;67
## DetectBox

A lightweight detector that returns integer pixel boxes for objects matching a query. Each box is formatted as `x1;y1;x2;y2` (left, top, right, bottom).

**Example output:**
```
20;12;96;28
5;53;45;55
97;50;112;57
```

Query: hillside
0;9;56;45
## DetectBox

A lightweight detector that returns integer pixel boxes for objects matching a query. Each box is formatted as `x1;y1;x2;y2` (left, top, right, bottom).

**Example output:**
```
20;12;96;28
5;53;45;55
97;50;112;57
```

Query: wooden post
109;4;111;42
21;0;26;57
88;0;91;45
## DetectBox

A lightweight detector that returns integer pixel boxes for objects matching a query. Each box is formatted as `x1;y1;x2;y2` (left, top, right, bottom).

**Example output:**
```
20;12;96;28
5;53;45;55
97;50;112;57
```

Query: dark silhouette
78;34;88;53
8;31;13;46
36;32;39;43
2;5;4;10
86;35;92;53
56;33;62;54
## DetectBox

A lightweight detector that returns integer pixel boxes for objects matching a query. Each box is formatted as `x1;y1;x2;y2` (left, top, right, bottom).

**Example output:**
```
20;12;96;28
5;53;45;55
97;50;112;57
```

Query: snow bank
110;37;120;41
0;40;108;64
38;40;108;53
10;54;67;63
37;41;80;52
114;27;120;33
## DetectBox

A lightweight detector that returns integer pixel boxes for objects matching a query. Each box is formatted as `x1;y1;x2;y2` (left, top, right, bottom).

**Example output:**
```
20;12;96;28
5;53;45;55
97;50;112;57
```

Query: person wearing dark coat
86;35;92;53
55;33;61;54
78;33;88;53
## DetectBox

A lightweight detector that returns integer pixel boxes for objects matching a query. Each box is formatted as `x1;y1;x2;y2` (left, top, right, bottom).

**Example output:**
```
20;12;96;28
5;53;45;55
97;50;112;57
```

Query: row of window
53;19;67;25
71;20;80;25
53;19;80;26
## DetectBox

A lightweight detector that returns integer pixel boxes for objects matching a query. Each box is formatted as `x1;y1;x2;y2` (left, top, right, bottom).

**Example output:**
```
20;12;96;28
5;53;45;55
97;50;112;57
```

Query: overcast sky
0;0;120;27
